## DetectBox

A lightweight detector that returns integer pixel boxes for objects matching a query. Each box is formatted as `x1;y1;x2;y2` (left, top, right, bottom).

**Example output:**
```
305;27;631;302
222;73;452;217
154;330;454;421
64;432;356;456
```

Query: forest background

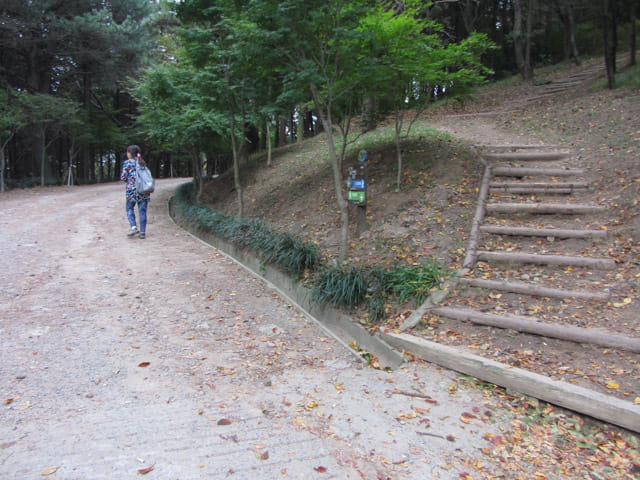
1;0;636;192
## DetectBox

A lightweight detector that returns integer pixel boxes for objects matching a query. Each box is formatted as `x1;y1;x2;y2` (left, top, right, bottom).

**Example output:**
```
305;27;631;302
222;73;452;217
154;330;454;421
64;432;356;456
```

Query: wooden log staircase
417;145;640;353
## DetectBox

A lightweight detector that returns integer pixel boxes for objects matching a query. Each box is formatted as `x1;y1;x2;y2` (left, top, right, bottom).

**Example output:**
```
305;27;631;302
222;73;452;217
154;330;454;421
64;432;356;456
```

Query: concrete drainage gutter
168;196;405;370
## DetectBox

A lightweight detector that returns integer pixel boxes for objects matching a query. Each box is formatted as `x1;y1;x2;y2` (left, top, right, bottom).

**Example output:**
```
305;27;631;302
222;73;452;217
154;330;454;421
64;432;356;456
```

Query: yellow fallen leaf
634;397;640;405
613;297;632;308
293;417;307;427
306;401;318;409
606;383;620;390
41;466;59;476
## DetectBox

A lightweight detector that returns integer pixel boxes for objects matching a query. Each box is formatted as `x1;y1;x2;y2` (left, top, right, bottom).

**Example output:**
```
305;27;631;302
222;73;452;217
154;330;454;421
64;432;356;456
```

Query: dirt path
1;180;519;479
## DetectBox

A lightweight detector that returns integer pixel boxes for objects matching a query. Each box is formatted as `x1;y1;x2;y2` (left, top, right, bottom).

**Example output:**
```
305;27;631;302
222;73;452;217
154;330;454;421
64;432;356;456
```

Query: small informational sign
347;150;368;206
350;179;365;190
348;190;366;204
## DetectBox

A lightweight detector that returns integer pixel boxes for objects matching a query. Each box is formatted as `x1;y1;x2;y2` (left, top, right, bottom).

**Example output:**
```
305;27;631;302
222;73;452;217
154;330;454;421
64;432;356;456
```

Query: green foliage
174;182;318;276
175;181;443;319
382;261;442;306
310;265;370;309
310;260;444;322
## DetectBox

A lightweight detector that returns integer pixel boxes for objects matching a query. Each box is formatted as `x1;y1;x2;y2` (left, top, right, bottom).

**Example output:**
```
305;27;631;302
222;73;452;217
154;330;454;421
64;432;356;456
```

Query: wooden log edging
462;161;492;269
431;307;637;352
492;167;585;177
486;203;606;215
476;251;616;270
458;276;610;300
479;225;608;239
379;330;640;433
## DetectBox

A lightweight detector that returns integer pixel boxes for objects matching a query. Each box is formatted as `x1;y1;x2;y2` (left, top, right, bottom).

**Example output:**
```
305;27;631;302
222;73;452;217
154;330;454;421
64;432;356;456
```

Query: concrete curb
168;196;405;369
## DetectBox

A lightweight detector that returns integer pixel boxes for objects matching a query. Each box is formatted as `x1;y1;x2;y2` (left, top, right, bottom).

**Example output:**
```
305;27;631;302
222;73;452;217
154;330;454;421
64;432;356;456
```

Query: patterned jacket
120;159;151;203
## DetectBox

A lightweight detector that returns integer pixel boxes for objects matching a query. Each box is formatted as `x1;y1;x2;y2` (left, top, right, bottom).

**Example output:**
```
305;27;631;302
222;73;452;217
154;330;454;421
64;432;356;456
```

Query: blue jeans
126;198;148;233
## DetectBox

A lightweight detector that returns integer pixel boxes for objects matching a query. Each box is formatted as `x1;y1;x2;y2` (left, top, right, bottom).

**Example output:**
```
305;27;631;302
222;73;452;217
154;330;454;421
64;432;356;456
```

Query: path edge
167;194;405;369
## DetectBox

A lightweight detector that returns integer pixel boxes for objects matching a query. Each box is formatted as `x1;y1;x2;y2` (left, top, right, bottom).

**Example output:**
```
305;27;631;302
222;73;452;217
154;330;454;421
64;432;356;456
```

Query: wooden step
458;277;610;300
431;307;640;353
476;251;616;270
490;181;587;195
490;187;575;195
492;167;585;177
489;181;587;189
479;225;608;239
475;144;564;150
483;151;569;162
486;203;606;215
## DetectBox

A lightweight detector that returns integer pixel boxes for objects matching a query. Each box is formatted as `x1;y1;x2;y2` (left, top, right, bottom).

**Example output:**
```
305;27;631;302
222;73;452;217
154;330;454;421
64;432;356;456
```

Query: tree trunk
602;0;616;89
229;118;244;218
310;82;349;261
296;105;305;143
192;150;203;202
558;0;581;64
513;0;531;81
631;1;637;66
523;0;535;81
567;0;580;64
266;120;272;167
0;145;6;193
394;110;403;191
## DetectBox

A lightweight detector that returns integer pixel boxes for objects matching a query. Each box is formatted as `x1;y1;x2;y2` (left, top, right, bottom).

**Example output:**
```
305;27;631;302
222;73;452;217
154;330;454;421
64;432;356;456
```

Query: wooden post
463;163;492;268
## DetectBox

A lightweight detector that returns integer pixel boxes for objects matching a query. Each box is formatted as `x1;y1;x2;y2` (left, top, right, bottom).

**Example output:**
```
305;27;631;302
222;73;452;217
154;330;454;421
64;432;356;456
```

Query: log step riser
479;226;608;239
483;153;570;162
431;307;640;353
477;251;616;270
458;277;610;300
489;182;588;188
492;167;585;177
486;203;606;215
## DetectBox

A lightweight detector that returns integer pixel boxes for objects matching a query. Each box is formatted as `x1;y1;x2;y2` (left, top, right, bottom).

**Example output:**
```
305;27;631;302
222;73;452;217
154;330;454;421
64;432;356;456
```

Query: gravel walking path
0;180;512;479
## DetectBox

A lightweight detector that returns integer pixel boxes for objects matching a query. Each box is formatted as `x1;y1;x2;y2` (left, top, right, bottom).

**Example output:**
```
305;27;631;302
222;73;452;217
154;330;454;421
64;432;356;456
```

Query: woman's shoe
127;226;139;237
139;232;146;239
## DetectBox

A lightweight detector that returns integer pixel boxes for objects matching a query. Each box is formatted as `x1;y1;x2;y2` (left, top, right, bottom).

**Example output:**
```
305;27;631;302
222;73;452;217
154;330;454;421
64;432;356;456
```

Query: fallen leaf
314;466;327;473
217;418;232;425
137;466;154;475
613;297;632;308
606;383;619;390
138;362;150;368
40;466;59;476
4;398;13;405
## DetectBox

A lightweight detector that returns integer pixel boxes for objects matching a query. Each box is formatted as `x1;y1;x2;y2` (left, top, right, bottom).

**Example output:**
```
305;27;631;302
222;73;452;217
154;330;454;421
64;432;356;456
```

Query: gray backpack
135;160;155;194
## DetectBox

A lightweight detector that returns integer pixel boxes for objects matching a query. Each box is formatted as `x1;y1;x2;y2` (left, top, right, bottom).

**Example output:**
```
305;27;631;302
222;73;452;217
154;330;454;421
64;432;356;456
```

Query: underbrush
173;181;444;323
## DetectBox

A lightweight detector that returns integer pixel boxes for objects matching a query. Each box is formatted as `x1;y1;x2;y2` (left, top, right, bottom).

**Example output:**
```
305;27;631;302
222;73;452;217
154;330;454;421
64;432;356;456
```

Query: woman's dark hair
127;144;146;166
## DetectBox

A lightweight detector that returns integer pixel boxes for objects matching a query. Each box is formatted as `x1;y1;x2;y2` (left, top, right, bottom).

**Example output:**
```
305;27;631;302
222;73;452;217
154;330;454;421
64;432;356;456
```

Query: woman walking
120;145;150;239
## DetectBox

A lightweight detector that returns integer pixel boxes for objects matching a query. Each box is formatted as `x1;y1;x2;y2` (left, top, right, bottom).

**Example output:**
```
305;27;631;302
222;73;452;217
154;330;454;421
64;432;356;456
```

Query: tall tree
254;0;374;260
0;0;157;184
358;4;492;190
